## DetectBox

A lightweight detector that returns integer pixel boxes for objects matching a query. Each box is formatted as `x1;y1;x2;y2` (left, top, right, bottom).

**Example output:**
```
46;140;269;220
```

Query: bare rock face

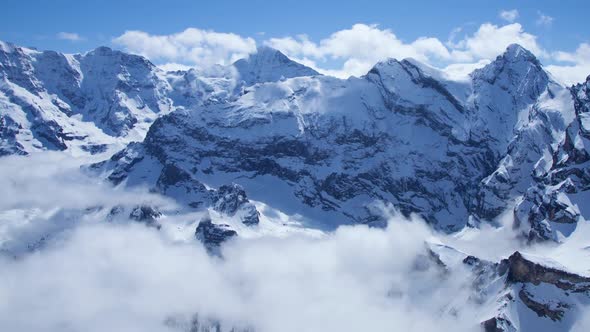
195;214;238;254
129;205;162;228
505;252;590;292
482;317;514;332
471;251;590;330
213;184;259;225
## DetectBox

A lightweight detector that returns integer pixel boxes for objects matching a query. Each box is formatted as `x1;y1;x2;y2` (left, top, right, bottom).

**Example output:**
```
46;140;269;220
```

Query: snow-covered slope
0;41;174;156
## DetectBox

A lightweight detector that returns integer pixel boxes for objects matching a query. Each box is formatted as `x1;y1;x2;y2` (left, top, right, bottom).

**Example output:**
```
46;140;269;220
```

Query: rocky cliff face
480;252;590;332
514;76;590;241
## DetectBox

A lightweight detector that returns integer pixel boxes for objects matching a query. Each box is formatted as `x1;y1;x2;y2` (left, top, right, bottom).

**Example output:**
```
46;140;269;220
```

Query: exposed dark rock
505;252;590;292
164;313;254;332
195;214;237;254
481;317;512;332
213;184;260;225
518;288;567;321
81;143;108;155
129;205;162;228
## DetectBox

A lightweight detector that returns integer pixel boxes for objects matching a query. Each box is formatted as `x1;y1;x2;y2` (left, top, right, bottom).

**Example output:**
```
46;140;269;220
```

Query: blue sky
1;0;589;83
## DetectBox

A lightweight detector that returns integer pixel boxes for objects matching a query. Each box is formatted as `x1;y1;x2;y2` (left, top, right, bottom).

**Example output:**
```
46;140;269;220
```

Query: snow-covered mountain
93;44;581;235
1;39;590;331
0;42;319;156
514;75;590;242
0;41;172;155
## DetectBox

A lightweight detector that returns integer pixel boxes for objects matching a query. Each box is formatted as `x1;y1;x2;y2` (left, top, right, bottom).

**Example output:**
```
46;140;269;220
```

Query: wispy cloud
499;9;519;23
56;32;84;42
536;11;554;27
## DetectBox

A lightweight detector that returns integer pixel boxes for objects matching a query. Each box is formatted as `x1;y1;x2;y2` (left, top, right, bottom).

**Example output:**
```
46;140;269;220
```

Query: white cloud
536;12;554;27
0;152;503;332
1;152;589;331
0;211;481;332
57;32;84;42
546;43;590;85
265;23;451;78
499;9;519;23
441;59;491;81
450;23;546;61
157;63;195;72
265;23;546;78
113;28;257;69
112;23;585;85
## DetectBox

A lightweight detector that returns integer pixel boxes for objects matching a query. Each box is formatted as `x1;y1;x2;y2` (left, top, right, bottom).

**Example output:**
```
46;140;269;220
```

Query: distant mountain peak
502;43;540;64
233;46;319;85
471;43;547;88
88;46;115;56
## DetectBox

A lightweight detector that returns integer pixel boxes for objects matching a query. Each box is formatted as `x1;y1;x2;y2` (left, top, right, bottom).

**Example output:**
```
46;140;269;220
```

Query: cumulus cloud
57;32;84;42
0;152;169;212
441;59;491;82
110;23;587;82
264;22;549;78
265;23;451;77
450;23;546;61
546;43;590;85
158;63;195;72
499;9;519;23
113;28;257;69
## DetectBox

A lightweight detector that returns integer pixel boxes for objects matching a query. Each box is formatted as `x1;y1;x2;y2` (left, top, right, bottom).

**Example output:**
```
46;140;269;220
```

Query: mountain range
1;39;590;331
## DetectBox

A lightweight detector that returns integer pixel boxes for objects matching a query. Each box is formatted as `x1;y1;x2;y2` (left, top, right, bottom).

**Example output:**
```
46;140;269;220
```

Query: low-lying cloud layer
0;214;481;332
1;152;589;332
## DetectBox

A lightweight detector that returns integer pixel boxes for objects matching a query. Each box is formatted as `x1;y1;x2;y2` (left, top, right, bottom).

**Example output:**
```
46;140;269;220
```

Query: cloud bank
112;20;589;85
0;213;481;332
113;28;257;68
1;151;589;332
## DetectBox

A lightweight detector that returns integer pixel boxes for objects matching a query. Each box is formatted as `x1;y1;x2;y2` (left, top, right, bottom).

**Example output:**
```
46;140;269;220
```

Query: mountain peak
502;44;539;64
233;46;319;85
89;46;115;56
0;40;15;53
253;45;284;56
472;43;546;86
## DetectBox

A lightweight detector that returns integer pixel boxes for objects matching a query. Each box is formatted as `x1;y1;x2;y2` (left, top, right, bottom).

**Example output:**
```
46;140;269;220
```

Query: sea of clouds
0;152;589;332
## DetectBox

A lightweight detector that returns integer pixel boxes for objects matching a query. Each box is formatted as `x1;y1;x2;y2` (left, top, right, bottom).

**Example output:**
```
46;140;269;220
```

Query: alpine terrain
1;38;590;332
